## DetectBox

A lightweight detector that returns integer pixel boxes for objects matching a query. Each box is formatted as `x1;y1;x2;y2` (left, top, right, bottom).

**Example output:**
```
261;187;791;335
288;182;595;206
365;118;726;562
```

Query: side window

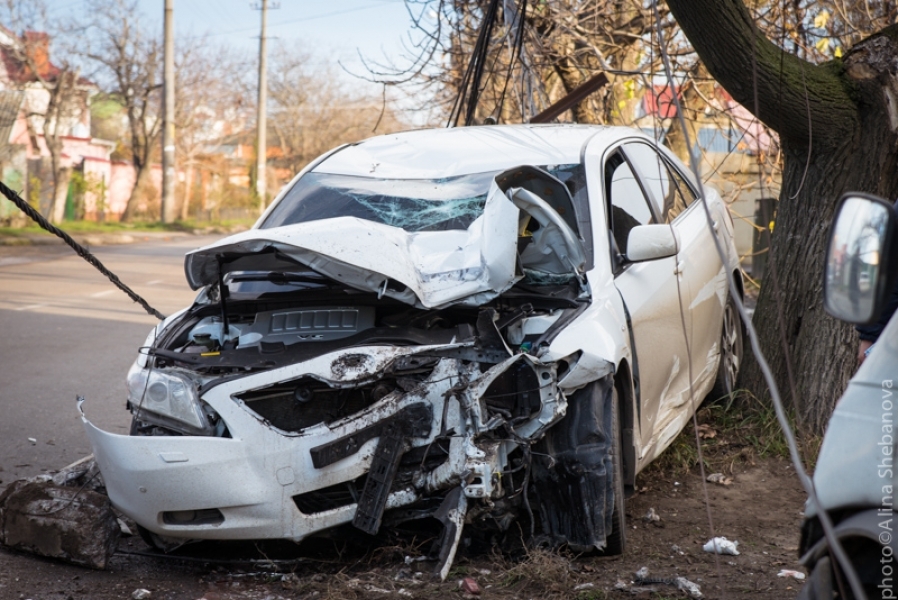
606;153;654;257
623;142;674;221
666;165;697;222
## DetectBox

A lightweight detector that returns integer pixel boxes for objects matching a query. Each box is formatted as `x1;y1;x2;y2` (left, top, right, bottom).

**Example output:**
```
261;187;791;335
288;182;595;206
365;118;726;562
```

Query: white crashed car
80;125;742;577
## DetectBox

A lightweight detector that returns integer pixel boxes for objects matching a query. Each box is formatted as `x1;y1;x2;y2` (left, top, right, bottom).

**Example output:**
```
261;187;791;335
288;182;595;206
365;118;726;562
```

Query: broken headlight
127;364;210;434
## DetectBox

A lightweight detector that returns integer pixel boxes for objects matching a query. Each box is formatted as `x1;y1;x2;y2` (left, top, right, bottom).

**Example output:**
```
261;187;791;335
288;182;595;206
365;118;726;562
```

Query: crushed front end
80;165;618;578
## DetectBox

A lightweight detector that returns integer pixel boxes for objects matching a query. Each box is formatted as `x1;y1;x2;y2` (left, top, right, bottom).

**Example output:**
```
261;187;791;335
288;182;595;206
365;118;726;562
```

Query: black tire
600;384;626;555
795;556;832;600
710;293;744;400
533;379;626;554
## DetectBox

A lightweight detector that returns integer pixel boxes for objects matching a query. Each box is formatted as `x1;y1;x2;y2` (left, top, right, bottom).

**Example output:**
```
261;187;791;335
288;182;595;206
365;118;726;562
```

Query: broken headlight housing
127;363;211;434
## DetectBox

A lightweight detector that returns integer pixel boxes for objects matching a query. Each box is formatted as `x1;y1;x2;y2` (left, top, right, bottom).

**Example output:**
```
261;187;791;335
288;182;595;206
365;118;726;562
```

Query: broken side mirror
626;224;678;262
824;193;897;324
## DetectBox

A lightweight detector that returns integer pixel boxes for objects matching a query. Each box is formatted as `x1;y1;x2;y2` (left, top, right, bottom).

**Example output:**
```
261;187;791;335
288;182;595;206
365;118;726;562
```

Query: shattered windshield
260;165;585;233
260;171;498;232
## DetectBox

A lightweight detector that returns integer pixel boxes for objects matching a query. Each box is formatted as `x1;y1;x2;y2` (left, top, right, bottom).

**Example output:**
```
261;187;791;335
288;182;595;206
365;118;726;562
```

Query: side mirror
626;224;678;262
824;193;897;324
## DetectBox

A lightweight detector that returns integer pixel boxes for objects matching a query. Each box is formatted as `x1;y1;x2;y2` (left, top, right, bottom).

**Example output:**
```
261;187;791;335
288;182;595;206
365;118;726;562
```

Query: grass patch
644;389;821;477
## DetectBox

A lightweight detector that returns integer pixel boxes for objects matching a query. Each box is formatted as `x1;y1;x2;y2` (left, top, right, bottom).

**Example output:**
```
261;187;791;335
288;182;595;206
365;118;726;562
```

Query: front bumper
80;344;565;542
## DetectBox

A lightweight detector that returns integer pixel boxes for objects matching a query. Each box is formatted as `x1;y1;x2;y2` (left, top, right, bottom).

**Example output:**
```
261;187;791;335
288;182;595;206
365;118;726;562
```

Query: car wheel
533;378;626;554
710;293;744;399
600;383;626;555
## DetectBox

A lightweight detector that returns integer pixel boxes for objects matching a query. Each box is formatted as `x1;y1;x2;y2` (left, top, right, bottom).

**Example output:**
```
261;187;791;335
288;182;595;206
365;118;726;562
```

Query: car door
622;142;727;396
604;148;692;464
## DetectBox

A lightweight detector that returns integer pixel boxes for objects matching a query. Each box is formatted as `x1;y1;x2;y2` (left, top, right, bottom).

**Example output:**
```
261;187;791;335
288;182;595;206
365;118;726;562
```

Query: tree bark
666;0;898;432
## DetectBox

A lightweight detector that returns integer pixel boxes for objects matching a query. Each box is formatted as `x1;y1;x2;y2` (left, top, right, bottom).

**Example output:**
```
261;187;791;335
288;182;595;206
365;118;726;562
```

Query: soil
0;456;809;600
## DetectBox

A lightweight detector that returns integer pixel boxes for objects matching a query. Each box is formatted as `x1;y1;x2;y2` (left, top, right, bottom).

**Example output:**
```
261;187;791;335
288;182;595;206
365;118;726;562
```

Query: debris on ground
777;569;806;580
696;424;717;439
643;507;661;524
702;536;740;555
131;589;151;600
460;577;481;595
635;566;650;579
0;456;119;569
706;473;734;486
674;576;704;598
27;437;37;445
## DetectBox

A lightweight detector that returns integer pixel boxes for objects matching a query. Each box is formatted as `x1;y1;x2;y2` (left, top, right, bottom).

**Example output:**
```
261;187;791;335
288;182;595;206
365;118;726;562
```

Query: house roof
639;85;679;119
0;28;93;87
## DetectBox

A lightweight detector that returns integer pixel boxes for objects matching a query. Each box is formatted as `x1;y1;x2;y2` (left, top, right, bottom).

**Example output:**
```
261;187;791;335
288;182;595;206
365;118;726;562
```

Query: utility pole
255;0;268;214
161;0;176;223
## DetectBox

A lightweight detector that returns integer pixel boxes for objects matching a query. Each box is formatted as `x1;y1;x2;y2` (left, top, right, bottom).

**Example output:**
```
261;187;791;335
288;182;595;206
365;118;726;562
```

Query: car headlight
127;364;210;433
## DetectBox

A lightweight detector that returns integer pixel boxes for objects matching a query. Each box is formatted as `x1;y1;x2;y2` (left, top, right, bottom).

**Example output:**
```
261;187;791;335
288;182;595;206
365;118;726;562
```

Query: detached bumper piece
310;403;433;535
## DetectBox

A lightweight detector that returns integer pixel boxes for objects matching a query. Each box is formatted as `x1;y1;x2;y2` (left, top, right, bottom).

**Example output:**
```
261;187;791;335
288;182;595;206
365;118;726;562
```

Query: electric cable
0;180;166;321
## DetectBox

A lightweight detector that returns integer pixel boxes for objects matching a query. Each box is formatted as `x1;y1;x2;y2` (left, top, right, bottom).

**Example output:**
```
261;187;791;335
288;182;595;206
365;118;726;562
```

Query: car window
666;164;697;222
606;153;654;257
622;142;673;220
261;165;588;235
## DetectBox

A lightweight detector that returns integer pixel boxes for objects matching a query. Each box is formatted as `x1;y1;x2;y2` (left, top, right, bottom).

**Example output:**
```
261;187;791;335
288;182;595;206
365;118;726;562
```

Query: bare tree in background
362;1;667;125
269;43;406;175
79;0;162;222
0;1;87;224
174;42;250;220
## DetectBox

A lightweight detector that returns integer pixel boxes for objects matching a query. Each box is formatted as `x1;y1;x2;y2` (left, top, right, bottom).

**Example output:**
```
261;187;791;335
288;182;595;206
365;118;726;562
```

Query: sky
45;0;421;92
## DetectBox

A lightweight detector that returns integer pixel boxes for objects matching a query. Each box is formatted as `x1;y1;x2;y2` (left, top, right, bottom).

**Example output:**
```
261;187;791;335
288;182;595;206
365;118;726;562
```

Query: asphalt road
0;235;222;489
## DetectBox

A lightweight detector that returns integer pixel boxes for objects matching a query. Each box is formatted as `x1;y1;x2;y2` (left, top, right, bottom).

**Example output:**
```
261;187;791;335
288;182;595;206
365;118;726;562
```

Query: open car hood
185;174;586;310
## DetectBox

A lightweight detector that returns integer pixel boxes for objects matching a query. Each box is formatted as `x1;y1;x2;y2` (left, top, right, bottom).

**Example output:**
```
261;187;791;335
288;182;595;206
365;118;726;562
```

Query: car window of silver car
606;153;654;258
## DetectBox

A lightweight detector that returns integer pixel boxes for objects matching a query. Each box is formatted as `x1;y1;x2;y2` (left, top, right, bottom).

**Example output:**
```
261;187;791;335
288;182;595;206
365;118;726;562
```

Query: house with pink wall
0;24;151;222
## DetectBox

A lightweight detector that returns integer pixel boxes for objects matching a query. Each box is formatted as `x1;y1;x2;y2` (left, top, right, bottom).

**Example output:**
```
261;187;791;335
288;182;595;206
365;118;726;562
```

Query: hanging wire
447;0;502;128
0;179;165;321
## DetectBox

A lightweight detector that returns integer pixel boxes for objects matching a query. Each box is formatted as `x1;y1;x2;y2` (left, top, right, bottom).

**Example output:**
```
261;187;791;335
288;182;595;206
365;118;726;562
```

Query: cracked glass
261;165;585;233
261;171;499;232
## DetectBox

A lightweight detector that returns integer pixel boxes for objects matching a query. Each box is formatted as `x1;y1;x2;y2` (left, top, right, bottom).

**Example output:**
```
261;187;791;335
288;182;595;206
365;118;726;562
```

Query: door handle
712;220;720;232
675;261;684;275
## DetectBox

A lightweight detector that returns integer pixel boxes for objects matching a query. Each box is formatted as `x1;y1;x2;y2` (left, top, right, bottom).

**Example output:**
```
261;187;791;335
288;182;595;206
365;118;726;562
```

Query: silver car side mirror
626;224;678;262
824;193;897;324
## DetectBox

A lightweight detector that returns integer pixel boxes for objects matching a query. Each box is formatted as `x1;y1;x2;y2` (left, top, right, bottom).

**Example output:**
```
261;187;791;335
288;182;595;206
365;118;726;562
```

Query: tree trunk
50;166;72;224
121;164;153;222
666;0;898;432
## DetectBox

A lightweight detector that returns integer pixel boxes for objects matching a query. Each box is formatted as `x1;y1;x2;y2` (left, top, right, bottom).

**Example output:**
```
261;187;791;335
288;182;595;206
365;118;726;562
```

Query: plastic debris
703;536;740;555
777;569;806;580
27;438;36;445
574;583;595;591
707;473;734;486
132;590;151;600
460;577;481;595
675;576;703;599
643;507;661;522
635;566;650;579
